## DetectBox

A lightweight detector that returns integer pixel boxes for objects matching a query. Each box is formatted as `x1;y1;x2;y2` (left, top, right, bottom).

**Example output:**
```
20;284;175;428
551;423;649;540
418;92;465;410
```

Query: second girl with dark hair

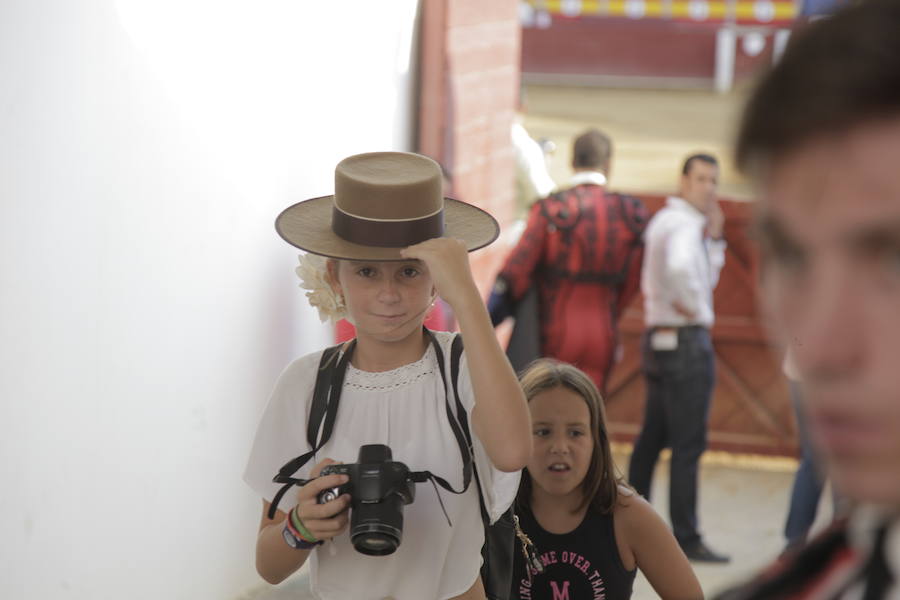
512;359;703;600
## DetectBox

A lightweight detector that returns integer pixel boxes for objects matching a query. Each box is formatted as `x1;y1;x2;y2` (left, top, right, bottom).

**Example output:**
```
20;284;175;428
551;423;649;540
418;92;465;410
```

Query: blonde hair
516;359;624;514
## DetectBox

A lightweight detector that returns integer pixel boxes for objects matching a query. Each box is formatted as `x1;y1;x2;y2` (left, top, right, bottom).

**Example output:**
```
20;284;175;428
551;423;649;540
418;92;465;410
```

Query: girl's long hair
515;359;625;515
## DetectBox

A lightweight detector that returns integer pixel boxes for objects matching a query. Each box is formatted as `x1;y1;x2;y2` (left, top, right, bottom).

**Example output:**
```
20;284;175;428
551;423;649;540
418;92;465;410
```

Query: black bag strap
450;333;542;600
426;329;474;497
447;333;491;524
267;340;354;519
307;342;353;451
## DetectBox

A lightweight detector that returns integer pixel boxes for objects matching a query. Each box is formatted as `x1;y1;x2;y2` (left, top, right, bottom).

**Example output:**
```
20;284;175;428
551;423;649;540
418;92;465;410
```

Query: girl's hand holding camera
294;458;351;542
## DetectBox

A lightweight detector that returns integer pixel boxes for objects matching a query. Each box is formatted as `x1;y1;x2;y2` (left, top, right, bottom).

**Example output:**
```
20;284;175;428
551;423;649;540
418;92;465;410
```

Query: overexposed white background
0;1;420;597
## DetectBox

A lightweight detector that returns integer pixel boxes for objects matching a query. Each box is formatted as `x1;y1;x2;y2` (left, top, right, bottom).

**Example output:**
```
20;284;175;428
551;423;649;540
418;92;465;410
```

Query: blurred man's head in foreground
738;0;900;505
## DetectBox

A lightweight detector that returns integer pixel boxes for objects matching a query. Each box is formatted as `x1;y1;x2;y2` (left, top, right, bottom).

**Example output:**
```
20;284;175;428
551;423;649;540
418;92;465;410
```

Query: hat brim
275;195;500;261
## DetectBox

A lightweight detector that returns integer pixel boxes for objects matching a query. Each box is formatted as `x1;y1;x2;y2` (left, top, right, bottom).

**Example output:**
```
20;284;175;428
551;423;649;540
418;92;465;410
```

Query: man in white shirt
715;1;900;597
628;153;729;563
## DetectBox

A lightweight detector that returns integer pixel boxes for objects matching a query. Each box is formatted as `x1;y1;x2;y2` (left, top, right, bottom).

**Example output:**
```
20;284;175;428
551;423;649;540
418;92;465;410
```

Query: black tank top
511;505;636;600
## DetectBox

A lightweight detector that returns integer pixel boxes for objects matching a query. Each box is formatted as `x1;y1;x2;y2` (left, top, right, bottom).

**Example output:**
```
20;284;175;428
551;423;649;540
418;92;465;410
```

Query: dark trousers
628;325;715;546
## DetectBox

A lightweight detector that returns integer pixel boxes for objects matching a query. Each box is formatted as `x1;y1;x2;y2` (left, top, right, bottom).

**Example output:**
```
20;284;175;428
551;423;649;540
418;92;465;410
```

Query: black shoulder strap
450;332;530;600
447;333;491;524
268;331;484;521
449;333;465;419
448;333;471;457
307;342;348;450
427;330;473;496
267;340;355;519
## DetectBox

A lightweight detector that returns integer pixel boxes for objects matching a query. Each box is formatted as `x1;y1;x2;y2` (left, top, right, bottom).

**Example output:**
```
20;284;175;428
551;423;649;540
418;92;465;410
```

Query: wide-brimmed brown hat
275;151;500;261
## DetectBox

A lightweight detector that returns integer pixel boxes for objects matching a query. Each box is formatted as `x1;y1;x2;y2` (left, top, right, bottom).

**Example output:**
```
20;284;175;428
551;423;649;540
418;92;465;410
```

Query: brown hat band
331;206;445;248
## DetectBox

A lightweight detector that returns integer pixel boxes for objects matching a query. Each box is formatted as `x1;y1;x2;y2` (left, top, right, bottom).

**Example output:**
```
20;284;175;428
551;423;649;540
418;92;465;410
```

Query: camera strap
267;339;356;519
267;329;477;522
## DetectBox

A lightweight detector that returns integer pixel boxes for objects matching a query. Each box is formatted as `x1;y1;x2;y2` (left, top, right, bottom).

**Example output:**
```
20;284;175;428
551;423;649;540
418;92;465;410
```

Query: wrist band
289;507;320;544
283;520;319;550
284;512;309;542
283;508;321;550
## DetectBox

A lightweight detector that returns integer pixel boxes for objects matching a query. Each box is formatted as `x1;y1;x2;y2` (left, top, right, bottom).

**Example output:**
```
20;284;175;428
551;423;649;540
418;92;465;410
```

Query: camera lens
358;444;392;463
350;494;404;556
351;524;401;556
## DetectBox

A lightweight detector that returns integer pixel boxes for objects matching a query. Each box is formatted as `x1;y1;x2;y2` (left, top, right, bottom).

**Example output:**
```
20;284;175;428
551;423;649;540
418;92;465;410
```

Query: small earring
335;294;345;311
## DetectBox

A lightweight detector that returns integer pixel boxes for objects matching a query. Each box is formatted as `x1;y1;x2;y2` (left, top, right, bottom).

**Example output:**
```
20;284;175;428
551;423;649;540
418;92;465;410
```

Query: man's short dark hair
736;0;900;173
682;153;718;175
572;129;612;170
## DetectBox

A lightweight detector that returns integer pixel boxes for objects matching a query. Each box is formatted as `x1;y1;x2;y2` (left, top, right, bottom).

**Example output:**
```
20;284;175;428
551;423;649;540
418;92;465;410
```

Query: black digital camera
316;444;416;556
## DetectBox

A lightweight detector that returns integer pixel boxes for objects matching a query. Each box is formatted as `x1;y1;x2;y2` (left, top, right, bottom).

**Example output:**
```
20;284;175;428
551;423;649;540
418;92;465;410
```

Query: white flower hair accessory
295;253;346;323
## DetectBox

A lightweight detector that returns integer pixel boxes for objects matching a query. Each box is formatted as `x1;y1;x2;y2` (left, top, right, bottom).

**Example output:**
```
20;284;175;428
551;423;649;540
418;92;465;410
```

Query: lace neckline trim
343;344;437;392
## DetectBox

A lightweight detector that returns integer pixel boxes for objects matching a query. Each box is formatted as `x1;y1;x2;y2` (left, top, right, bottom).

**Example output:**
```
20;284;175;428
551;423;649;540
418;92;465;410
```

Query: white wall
0;1;420;598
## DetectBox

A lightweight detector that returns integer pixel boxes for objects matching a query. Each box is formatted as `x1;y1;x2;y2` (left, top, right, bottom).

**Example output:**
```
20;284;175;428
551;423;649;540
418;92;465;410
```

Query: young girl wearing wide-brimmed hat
244;152;532;599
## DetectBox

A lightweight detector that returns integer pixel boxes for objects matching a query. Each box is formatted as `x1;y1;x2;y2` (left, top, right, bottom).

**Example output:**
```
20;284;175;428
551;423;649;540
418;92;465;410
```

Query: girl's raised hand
400;238;479;311
293;458;352;542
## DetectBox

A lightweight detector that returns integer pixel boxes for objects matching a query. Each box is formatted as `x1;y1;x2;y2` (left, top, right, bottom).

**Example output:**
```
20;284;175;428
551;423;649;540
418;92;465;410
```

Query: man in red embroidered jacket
489;129;647;393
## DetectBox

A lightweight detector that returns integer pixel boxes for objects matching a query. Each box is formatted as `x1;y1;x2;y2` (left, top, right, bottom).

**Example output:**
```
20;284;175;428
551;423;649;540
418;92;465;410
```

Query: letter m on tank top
550;580;571;600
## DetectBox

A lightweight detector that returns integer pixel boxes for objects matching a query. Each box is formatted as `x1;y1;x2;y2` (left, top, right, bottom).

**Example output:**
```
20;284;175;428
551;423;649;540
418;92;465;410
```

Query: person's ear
326;258;342;295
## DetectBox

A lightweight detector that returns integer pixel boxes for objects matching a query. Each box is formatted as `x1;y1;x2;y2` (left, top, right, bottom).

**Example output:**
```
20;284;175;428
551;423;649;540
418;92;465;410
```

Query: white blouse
243;331;520;600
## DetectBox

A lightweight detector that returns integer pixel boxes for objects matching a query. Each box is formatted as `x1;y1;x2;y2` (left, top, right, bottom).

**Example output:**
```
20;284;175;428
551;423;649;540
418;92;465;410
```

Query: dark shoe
681;540;731;563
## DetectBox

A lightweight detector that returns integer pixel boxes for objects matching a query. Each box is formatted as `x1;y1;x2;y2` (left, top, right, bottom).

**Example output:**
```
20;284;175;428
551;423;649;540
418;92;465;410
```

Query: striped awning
522;0;798;25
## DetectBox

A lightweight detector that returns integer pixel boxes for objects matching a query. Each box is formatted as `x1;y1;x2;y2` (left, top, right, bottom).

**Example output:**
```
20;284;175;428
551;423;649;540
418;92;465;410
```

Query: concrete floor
628;450;799;599
238;448;836;599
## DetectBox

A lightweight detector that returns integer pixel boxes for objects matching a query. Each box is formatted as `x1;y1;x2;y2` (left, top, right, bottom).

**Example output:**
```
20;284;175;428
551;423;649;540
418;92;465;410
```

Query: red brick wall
418;0;521;296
